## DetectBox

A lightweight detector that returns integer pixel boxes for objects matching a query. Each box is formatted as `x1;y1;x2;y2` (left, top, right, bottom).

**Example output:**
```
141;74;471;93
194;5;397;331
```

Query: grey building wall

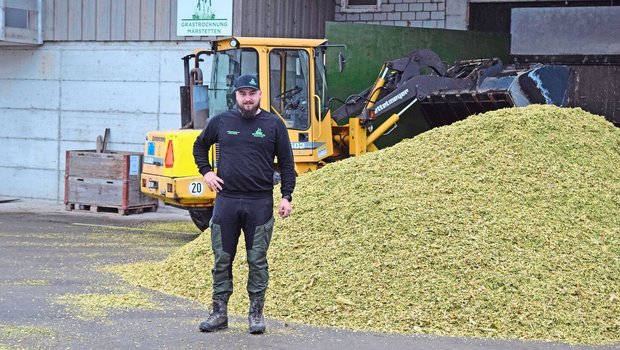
0;0;601;201
42;0;333;41
333;0;599;31
43;0;191;41
336;0;448;29
0;0;334;202
335;0;461;29
234;0;335;38
0;41;209;201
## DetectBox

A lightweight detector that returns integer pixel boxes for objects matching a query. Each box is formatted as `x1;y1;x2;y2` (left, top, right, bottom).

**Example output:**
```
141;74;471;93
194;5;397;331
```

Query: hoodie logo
252;128;266;138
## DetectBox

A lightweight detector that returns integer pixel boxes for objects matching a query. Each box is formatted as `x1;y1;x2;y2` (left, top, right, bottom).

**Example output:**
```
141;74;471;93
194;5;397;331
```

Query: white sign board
177;0;233;36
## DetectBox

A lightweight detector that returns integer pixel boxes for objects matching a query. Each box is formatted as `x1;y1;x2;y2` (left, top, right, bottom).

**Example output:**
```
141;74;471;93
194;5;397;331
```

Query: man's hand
203;171;224;193
278;198;292;218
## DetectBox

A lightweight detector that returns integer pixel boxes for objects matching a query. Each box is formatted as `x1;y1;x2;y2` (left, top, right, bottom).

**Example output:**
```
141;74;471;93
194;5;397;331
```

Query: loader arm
362;74;476;122
332;49;447;122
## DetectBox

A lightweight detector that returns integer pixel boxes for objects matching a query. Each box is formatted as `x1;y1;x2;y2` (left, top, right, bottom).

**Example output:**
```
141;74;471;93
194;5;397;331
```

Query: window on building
1;0;42;45
341;0;381;12
5;8;29;28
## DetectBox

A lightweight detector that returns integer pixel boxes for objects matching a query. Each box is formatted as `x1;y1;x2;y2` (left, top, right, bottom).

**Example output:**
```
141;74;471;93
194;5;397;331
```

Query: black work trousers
209;194;274;299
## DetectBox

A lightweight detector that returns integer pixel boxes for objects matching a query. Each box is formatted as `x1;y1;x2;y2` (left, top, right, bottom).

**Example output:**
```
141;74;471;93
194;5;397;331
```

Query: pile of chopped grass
110;105;620;345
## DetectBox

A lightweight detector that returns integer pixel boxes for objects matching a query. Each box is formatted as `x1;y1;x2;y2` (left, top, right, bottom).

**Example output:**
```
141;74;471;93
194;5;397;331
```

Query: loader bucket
419;65;571;127
419;91;515;128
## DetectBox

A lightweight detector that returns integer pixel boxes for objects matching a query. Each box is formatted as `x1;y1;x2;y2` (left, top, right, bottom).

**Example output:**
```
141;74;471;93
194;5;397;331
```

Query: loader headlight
230;39;239;48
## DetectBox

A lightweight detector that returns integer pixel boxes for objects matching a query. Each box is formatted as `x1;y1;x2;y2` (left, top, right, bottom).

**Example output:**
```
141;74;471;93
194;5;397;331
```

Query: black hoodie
193;108;295;200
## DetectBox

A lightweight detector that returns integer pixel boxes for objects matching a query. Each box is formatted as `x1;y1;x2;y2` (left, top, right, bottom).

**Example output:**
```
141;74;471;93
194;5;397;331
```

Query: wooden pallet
65;202;158;216
64;150;159;216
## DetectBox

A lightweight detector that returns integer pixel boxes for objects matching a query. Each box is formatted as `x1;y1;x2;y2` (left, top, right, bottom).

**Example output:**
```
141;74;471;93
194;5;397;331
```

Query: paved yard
0;202;616;350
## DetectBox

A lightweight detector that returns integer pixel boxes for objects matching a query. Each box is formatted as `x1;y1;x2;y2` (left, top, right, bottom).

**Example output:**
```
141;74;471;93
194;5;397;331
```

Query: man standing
193;74;295;334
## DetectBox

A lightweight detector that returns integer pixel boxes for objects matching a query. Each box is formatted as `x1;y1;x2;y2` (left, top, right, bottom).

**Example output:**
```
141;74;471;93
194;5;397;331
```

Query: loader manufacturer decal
374;89;410;114
291;142;325;150
143;156;164;166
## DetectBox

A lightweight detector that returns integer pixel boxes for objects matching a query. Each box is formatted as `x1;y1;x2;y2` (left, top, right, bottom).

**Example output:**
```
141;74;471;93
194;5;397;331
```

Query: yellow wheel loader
140;36;575;230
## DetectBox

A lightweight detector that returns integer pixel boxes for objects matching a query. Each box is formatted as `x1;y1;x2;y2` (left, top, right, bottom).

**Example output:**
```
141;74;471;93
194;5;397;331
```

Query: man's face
235;88;261;118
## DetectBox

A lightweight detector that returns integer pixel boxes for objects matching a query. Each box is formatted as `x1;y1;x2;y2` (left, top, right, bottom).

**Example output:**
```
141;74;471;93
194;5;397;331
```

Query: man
193;74;295;334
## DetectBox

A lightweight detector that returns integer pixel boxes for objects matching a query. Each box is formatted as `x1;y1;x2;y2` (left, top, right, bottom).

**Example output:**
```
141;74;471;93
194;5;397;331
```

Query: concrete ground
0;198;617;350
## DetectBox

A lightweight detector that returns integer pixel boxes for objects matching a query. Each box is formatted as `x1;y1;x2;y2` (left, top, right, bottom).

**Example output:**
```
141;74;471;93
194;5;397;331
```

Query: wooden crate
64;150;158;215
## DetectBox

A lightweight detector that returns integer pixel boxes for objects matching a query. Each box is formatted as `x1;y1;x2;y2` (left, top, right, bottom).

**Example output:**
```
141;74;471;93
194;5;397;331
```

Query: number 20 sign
189;181;205;196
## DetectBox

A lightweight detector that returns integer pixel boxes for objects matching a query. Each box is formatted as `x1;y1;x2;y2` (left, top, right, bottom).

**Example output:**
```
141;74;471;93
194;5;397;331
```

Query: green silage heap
111;105;620;345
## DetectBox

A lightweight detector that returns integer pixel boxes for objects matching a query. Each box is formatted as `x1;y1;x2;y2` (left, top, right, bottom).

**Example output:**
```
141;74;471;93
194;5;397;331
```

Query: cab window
210;48;258;115
269;49;310;130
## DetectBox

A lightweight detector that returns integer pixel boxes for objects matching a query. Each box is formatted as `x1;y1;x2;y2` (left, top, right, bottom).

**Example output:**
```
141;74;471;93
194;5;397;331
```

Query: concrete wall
0;41;210;201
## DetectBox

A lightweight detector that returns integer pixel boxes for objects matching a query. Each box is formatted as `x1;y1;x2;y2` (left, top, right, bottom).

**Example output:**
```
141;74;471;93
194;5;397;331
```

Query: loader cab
189;37;336;173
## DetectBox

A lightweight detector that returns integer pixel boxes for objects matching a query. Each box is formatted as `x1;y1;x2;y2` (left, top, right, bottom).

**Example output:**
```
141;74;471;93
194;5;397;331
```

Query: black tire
188;207;214;232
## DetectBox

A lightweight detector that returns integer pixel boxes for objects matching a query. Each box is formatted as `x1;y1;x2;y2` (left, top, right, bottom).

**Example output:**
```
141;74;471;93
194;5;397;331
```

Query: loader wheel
188;207;214;232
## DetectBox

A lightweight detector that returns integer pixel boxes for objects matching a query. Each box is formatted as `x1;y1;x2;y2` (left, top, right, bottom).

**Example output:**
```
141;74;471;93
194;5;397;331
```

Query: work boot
248;297;266;334
199;296;229;332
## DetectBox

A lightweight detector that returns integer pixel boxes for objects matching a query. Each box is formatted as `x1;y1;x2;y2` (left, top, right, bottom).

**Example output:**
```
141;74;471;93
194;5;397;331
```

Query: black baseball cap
233;74;259;92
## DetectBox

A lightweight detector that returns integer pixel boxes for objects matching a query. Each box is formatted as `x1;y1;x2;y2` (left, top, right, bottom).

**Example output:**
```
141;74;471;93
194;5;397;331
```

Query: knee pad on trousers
210;223;233;295
247;217;274;294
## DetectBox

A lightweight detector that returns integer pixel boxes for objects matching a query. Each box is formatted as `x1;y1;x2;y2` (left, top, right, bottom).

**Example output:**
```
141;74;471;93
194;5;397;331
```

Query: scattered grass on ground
54;291;161;320
0;323;56;348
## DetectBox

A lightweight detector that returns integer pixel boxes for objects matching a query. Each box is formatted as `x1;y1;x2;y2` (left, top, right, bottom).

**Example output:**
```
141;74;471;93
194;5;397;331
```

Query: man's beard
238;103;259;118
